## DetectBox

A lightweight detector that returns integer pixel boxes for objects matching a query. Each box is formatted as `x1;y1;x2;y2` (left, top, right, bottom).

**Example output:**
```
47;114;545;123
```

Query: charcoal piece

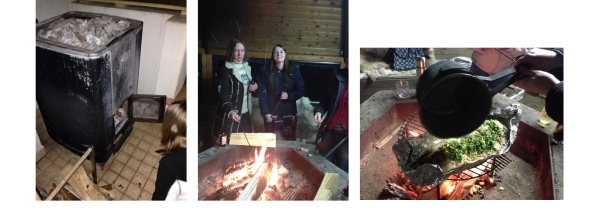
378;183;417;200
212;186;244;200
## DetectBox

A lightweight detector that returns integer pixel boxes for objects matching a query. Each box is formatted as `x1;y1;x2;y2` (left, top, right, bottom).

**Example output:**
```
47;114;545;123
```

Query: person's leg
281;115;297;141
318;130;336;163
335;139;349;173
264;119;274;133
239;112;254;133
318;130;344;165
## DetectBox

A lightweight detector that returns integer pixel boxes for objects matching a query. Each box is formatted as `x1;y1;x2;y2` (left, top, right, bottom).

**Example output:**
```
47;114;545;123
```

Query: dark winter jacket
314;67;348;142
545;81;563;125
211;61;254;138
257;64;305;118
152;148;186;200
545;48;563;125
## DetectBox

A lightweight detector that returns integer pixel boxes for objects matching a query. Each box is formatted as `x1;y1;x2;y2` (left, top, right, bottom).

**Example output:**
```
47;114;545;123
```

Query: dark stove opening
110;100;134;156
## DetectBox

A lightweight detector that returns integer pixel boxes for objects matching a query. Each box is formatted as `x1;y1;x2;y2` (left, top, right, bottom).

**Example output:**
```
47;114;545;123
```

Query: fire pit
360;90;563;200
198;140;348;200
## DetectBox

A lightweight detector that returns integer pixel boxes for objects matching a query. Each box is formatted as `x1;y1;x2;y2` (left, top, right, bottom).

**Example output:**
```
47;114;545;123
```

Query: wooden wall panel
203;0;346;59
236;0;344;8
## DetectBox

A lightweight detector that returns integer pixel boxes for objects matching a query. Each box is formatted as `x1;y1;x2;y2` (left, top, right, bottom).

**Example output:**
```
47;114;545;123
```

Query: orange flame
268;162;279;186
250;142;268;174
222;141;269;188
222;141;284;200
439;180;457;197
408;130;420;137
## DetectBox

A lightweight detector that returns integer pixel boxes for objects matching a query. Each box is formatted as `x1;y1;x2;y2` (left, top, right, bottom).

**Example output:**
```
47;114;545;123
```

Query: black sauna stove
36;12;143;163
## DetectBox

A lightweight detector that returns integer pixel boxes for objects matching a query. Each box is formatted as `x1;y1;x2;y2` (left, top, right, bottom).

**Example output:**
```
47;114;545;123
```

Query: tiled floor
35;109;164;200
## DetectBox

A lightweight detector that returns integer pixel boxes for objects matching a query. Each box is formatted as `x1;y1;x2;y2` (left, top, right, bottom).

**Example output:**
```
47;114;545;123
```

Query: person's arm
286;65;305;101
257;68;271;116
512;48;564;124
514;48;563;71
217;66;233;113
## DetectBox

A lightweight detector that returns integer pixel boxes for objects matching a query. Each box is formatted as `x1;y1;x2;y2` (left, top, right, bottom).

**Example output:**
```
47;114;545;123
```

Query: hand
314;112;322;124
248;83;258;92
166;97;174;105
264;114;274;123
280;92;288;100
228;110;241;122
512;66;560;96
514;48;563;71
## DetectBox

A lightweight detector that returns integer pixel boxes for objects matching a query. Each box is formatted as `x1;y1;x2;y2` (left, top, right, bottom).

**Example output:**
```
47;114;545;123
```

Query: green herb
439;120;505;162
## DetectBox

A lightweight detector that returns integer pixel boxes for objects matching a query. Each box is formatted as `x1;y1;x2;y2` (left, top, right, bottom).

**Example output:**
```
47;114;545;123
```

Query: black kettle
416;61;518;138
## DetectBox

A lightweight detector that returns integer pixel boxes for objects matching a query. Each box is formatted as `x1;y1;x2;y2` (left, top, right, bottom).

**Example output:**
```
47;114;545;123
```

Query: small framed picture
128;94;166;123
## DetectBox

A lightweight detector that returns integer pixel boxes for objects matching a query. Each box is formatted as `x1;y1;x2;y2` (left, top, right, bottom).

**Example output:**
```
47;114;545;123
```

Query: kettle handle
489;66;519;96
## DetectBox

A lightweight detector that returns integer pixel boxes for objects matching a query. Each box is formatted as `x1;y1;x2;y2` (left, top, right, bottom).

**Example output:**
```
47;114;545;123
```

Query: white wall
155;15;187;99
35;0;74;22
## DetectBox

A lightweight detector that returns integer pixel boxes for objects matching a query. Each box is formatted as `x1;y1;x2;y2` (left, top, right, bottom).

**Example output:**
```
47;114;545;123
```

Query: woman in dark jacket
211;38;258;145
153;101;187;200
257;44;305;140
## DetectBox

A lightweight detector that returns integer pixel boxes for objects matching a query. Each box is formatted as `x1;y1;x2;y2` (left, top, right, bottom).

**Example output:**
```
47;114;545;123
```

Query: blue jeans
470;63;512;90
317;130;348;173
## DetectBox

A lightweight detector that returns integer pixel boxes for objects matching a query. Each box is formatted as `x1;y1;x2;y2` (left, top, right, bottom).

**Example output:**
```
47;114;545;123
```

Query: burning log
237;162;269;201
483;175;494;189
278;165;289;178
379;183;417;200
274;166;289;192
211;185;245;200
225;160;253;174
260;187;281;200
